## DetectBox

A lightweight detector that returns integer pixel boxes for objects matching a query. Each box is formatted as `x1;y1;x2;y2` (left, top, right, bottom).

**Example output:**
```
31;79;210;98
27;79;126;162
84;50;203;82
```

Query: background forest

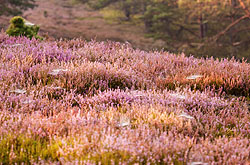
1;0;250;60
83;0;250;61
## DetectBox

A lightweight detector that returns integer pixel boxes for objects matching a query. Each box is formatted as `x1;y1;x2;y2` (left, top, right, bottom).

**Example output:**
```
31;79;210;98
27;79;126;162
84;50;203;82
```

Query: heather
0;31;249;164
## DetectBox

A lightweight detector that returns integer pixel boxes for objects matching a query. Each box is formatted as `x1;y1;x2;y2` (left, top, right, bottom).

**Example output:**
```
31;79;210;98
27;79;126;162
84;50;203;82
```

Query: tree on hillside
0;0;36;16
144;0;250;60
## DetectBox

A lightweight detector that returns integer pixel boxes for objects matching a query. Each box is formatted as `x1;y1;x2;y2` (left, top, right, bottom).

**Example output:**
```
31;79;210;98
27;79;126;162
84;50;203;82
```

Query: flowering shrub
0;31;249;164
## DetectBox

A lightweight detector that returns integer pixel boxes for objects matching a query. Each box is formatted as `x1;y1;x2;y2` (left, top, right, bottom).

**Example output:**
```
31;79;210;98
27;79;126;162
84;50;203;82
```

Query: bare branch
213;14;249;42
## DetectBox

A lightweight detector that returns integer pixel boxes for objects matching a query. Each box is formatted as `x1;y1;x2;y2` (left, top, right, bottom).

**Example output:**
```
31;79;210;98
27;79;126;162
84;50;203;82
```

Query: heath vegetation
0;31;249;164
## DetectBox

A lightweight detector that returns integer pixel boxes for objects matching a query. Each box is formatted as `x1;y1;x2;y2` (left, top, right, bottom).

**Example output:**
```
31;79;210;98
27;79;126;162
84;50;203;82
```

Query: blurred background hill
1;0;250;61
0;0;165;51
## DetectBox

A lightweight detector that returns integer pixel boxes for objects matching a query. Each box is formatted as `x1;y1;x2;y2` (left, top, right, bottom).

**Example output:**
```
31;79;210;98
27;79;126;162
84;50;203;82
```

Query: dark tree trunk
199;14;206;39
124;9;130;20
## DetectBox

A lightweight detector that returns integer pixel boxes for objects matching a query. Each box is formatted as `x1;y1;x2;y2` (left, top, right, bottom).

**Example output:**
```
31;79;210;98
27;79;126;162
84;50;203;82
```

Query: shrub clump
6;16;42;39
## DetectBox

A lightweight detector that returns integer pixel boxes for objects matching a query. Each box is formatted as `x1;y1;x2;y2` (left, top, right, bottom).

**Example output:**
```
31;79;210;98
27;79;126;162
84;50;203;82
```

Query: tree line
82;0;250;60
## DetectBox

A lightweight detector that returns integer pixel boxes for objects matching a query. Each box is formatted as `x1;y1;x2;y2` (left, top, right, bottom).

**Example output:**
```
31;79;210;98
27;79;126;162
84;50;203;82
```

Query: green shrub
6;16;42;39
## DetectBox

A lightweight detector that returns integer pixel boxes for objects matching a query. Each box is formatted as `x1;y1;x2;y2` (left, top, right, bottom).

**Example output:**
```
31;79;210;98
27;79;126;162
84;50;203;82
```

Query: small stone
10;89;26;94
178;113;194;119
186;75;203;80
170;93;186;100
117;116;130;127
11;44;23;47
118;121;130;127
46;86;64;90
48;69;68;76
3;44;23;47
